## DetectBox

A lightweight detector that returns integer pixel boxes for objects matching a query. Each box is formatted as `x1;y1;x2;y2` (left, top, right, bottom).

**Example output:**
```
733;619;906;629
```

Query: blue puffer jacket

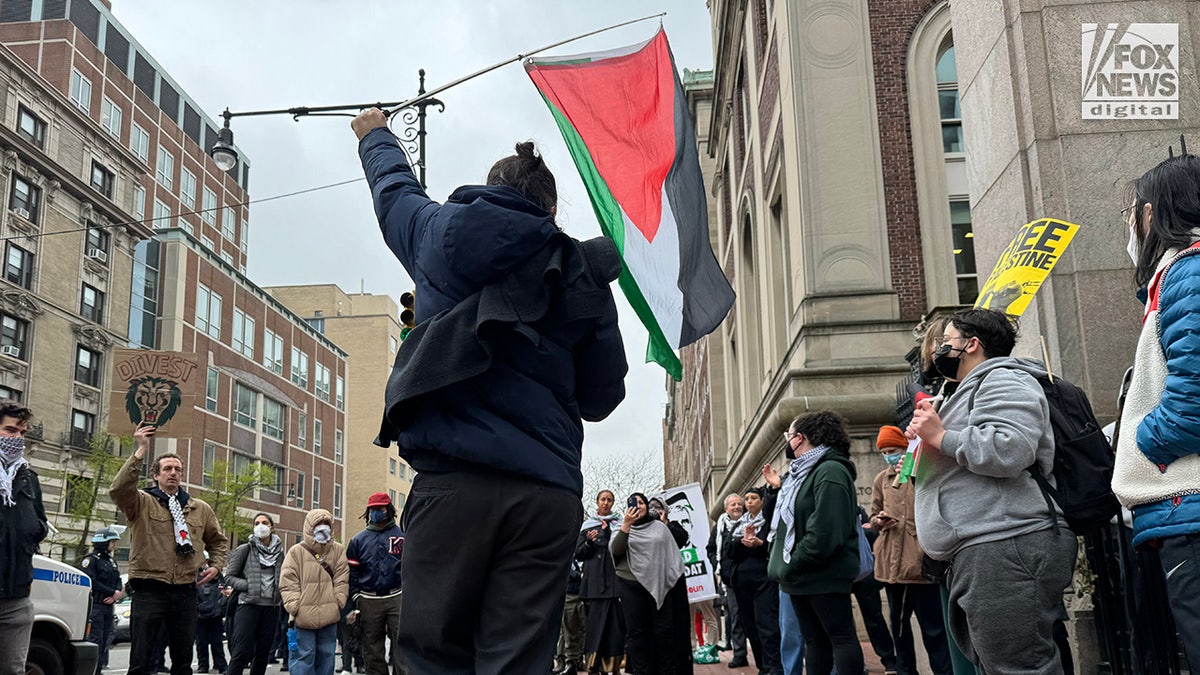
1131;253;1200;544
359;128;627;495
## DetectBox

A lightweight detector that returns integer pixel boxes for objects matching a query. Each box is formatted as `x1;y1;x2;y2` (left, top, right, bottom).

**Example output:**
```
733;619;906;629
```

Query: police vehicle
27;554;99;675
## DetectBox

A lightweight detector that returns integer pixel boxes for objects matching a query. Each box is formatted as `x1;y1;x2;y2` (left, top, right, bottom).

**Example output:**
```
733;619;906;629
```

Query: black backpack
970;368;1120;533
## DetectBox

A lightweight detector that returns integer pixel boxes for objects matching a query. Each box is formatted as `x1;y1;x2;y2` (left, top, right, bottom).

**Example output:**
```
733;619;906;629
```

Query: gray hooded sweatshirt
914;357;1064;560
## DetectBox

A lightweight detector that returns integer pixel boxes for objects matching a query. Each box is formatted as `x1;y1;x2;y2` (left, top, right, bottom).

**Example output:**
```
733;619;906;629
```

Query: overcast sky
111;1;717;468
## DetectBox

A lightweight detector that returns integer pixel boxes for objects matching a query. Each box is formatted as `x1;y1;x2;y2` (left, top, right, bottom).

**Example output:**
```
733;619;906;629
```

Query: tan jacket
280;509;349;630
109;452;228;585
869;467;930;585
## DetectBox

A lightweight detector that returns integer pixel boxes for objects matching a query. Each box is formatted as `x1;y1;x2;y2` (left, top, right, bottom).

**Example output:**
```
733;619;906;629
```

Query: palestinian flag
525;28;735;380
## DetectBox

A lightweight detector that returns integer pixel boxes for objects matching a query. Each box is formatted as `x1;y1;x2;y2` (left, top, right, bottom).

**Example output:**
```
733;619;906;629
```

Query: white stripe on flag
620;192;684;348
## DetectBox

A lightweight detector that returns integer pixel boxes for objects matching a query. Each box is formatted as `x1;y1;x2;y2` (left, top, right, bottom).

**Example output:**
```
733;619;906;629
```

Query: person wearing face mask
610;493;691;674
281;510;349;675
869;427;951;675
224;513;284;675
906;308;1074;675
0;399;47;675
1114;152;1200;668
345;493;405;675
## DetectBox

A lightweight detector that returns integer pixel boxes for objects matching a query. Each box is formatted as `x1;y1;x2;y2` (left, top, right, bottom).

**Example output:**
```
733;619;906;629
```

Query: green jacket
767;450;859;595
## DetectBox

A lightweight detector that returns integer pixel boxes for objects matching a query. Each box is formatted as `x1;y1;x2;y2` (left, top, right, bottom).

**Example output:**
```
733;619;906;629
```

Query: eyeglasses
782;430;797;443
933;335;967;347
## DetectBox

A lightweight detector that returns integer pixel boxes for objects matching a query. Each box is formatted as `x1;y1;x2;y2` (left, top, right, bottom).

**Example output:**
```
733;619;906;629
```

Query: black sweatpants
789;593;864;675
195;617;228;671
129;580;199;675
226;604;279;675
397;470;582;675
732;562;781;673
884;583;952;675
852;577;896;670
1160;531;1200;669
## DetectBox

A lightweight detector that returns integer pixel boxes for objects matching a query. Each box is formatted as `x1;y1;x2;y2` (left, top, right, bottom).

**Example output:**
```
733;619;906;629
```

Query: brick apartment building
0;0;347;549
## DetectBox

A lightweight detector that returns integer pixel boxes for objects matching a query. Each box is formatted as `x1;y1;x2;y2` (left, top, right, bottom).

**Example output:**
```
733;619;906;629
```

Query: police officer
82;527;124;674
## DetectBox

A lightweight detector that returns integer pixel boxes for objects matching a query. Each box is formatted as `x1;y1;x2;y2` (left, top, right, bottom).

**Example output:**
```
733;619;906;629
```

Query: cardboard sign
654;482;717;603
106;349;201;438
975;218;1079;316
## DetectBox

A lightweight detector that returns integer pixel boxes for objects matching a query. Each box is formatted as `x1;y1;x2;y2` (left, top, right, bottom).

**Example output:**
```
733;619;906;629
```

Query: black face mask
932;342;965;380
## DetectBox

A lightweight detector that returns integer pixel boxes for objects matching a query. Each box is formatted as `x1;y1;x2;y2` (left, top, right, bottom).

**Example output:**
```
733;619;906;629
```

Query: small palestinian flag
526;28;735;379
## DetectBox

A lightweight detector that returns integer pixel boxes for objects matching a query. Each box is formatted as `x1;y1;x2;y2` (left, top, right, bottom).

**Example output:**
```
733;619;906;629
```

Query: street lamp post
210;70;443;186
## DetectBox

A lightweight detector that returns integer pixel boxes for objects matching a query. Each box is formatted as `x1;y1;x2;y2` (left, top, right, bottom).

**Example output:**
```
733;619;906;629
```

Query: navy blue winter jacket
346;522;404;597
358;127;628;496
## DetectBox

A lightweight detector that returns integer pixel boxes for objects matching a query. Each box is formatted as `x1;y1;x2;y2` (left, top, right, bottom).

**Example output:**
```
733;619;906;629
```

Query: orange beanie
876;425;907;450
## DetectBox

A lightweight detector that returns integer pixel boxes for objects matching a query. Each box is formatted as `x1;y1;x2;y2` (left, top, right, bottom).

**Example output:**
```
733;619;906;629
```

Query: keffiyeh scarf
146;486;194;556
580;511;621;531
770;445;831;564
0;436;27;507
731;509;766;540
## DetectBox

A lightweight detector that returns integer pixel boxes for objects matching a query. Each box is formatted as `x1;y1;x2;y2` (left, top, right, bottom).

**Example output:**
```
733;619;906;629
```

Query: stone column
949;0;1197;419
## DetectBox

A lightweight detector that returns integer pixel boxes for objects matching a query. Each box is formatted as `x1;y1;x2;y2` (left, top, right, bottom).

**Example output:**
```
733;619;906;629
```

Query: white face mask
253;523;271;540
312;525;332;544
1127;223;1141;265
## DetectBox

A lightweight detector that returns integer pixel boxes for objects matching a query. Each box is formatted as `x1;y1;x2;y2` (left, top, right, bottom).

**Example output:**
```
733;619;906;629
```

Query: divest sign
1082;23;1179;120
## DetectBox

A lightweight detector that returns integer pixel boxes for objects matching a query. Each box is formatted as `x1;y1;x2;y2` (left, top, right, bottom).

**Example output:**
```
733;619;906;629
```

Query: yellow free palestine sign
974;218;1079;316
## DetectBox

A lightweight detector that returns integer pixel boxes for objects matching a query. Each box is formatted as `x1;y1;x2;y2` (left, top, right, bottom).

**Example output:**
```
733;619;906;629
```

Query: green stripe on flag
540;94;682;379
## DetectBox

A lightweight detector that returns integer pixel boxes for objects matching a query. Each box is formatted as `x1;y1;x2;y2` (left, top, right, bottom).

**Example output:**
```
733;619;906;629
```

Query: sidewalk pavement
562;641;885;673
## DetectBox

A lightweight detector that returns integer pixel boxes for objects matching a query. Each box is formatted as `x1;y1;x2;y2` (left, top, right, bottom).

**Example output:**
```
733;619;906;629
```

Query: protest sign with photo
975;218;1079;316
655;482;718;603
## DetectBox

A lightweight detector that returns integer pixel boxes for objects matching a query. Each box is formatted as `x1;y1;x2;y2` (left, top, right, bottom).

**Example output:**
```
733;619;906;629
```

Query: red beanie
876;425;907;450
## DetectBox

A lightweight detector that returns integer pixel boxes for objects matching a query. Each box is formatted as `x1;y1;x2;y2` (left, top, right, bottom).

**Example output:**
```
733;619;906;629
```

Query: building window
0;386;23;401
9;174;40;223
201;235;215;252
17;106;45;148
291;347;308;388
232;452;252;476
86;225;110;258
307;317;325;334
75;345;101;387
153;199;171;229
262;397;285;440
314;419;322;455
389;458;396;475
202;442;216;487
312;476;320;509
315;364;330;402
221;207;236;242
80;284;104;324
334;430;343;463
334;483;342;519
233;309;255;358
89;161;114;199
397;463;406;479
240;220;249;252
69;69;91;112
202;187;216;225
234;382;258;429
180;169;196;209
156;147;174;189
63;476;93;510
388;489;396;504
0;313;29;360
206;366;219;411
951;200;979;303
71;409;95;448
101;97;121;138
132;185;146;221
131;124;149;162
938;45;964;155
298;412;307;448
296;472;305;504
263;329;284;375
336;376;344;410
396;492;406;509
196;285;221;339
4;244;33;289
220;251;233;266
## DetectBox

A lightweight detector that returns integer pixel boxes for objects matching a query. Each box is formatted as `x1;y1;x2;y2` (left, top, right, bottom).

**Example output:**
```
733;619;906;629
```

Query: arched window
909;3;978;307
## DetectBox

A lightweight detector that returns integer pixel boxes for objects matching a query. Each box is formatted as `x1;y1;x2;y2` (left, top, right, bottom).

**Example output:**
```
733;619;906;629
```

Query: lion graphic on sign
125;376;183;428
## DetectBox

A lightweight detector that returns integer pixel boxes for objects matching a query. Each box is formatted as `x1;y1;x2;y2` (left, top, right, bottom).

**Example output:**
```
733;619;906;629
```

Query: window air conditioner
86;248;108;263
12;207;30;221
1;345;20;357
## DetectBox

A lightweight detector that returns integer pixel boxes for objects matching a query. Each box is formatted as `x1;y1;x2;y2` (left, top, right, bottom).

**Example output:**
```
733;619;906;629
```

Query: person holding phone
609;494;691;674
870;426;951;675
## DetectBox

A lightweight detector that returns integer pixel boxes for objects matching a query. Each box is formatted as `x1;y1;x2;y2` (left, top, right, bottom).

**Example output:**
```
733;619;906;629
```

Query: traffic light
399;291;416;341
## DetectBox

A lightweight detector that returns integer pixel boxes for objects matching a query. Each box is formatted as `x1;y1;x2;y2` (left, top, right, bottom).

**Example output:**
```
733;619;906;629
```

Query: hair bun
514;141;538;160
